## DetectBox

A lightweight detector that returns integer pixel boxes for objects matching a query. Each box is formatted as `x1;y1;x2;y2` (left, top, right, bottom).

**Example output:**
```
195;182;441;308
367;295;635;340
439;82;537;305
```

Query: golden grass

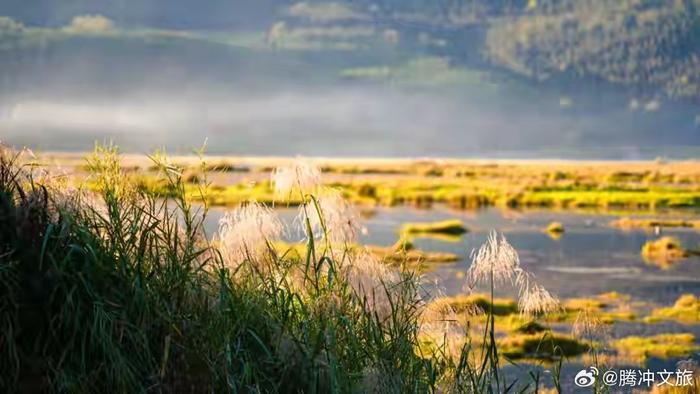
613;333;700;361
563;298;607;311
431;293;638;327
498;332;589;359
545;221;564;235
641;236;689;268
400;219;467;236
272;241;460;265
544;294;637;323
434;294;518;316
45;152;700;212
366;245;460;265
611;216;700;230
646;294;700;324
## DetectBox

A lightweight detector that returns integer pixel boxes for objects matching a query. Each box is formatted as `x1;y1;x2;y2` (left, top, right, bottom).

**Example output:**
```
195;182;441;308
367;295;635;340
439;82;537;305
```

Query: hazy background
1;0;699;159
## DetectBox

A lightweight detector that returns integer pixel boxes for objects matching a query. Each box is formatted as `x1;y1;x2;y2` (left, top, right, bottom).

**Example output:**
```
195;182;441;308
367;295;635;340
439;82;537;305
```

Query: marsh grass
108;157;700;212
0;146;567;393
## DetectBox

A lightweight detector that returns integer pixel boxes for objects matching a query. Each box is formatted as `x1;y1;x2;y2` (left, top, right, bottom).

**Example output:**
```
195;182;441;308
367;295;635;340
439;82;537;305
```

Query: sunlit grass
641;236;689;268
5;147;700;391
1;145;575;392
90;157;700;213
613;334;700;362
401;219;468;236
646;294;700;324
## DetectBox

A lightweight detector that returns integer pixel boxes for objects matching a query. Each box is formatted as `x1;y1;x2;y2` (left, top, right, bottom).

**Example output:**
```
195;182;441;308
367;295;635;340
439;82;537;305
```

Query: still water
205;205;700;306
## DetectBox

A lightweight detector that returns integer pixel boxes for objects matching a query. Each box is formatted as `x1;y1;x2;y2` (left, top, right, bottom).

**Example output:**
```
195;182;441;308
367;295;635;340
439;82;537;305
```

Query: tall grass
0;145;563;393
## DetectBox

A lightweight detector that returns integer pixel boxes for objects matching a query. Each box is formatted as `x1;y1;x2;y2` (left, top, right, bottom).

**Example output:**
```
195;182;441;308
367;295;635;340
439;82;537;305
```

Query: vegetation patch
438;294;517;316
273;241;460;265
544;296;636;324
611;217;700;230
78;158;700;212
646;294;700;324
367;245;460;265
641;236;689;268
511;321;549;335
613;334;700;361
498;333;589;360
401;219;468;236
563;298;607;312
545;221;565;235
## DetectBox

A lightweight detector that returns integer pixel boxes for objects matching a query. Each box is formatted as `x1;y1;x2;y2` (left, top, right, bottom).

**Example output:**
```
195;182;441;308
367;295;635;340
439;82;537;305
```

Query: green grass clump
368;245;460;265
641;236;689;268
562;298;607;312
498;333;588;360
401;219;468;236
545;222;564;235
613;334;700;361
438;294;518;316
646;294;700;324
518;189;700;210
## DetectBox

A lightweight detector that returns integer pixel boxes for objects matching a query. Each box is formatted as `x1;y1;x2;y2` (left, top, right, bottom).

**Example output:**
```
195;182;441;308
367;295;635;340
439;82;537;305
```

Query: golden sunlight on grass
611;217;700;230
613;334;700;362
498;332;589;360
641;236;689;268
44;152;700;212
400;219;468;236
646;294;700;324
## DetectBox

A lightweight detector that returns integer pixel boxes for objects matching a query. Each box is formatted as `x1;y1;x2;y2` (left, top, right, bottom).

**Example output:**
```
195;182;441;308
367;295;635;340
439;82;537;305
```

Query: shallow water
205;205;700;391
205;205;700;306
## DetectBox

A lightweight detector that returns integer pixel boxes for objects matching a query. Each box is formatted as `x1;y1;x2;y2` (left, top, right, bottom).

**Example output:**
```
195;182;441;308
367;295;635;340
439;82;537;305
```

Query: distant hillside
255;0;700;101
0;0;283;29
484;0;700;101
2;1;700;101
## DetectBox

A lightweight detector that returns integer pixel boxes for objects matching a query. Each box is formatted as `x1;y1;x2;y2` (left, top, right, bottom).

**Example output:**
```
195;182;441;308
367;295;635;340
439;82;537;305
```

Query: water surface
204;205;700;306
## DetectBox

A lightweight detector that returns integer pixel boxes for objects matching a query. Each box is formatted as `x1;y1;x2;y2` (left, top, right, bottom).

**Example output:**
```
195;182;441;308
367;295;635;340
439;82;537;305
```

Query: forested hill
274;0;700;102
0;0;700;99
1;0;699;102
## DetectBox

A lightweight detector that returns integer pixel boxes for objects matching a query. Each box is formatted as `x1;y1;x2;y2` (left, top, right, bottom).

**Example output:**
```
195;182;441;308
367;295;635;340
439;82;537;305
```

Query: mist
3;75;699;159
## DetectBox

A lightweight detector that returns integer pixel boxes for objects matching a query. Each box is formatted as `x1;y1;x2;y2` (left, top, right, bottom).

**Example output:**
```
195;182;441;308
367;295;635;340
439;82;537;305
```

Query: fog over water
3;81;699;159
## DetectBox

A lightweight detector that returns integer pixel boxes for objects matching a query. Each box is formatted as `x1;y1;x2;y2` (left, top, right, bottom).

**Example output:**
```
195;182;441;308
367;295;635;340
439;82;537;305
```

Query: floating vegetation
545;221;565;235
611;217;700;230
511;320;548;335
641;236;689;268
273;241;460;265
434;294;517;316
401;219;468;236
498;333;589;360
613;334;700;361
367;245;460;265
563;298;607;312
646;294;700;324
542;294;637;324
544;221;565;239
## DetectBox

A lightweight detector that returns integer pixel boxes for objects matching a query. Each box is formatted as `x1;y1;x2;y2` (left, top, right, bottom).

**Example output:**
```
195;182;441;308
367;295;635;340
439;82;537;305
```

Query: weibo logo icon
574;367;598;387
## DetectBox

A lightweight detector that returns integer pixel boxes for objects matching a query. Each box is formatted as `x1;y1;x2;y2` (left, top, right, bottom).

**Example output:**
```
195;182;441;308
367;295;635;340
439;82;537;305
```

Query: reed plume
216;201;283;269
271;158;321;200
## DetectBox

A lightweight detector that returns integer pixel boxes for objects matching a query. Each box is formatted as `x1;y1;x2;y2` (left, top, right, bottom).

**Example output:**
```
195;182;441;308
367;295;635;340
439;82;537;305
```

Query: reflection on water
205;205;700;307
